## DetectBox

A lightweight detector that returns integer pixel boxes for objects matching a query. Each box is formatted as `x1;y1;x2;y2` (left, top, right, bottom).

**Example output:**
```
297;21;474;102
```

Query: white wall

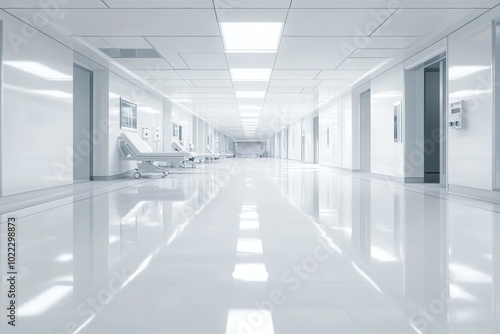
172;107;193;148
1;15;73;195
109;73;163;176
319;100;340;167
302;115;314;163
341;93;353;169
371;64;405;178
448;23;493;190
288;122;301;160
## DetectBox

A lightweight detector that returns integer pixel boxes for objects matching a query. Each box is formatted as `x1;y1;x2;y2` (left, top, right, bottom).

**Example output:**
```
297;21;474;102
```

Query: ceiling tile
80;37;112;49
104;0;214;8
284;9;395;36
290;0;496;8
190;80;233;87
0;0;107;7
275;37;353;69
131;70;181;80
270;80;321;87
214;0;291;8
226;53;277;68
147;37;224;53
337;57;388;70
216;8;288;22
355;36;420;49
318;80;358;88
103;37;151;48
268;87;305;93
143;80;190;88
351;48;402;58
124;58;172;70
375;9;486;37
180;53;228;70
316;70;369;80
147;37;225;69
176;70;231;80
7;9;220;36
272;70;321;79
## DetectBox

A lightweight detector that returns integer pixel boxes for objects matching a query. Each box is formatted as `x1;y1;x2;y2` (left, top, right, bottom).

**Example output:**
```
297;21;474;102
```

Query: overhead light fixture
5;61;72;81
235;91;266;99
230;68;272;81
221;22;283;53
239;106;262;110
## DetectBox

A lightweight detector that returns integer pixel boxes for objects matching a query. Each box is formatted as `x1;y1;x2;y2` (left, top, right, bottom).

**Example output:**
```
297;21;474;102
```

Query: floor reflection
1;159;499;333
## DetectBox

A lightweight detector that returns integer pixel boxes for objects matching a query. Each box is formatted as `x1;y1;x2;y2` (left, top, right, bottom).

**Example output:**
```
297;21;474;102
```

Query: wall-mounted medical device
394;101;403;143
141;127;150;141
449;101;463;130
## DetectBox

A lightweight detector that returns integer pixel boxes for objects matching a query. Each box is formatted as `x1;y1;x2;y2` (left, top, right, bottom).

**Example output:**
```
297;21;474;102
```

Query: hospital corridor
1;1;500;333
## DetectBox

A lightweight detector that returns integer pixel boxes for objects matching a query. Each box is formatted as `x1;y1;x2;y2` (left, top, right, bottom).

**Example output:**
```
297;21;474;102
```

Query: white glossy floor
1;159;499;334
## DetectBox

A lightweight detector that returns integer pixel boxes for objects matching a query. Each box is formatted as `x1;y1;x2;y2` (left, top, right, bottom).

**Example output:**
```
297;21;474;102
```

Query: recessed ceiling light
239;106;262;110
241;114;261;119
235;91;266;99
221;22;283;53
231;69;272;81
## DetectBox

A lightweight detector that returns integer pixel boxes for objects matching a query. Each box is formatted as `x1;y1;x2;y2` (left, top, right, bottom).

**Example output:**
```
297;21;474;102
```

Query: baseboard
367;172;405;184
448;185;500;205
92;172;130;181
405;177;425;183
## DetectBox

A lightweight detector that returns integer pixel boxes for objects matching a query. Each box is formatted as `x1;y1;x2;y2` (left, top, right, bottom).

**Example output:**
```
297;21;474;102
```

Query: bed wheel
192;164;196;169
134;172;141;179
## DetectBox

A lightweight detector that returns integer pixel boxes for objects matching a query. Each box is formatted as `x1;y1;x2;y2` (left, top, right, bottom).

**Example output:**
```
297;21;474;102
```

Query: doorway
73;64;93;182
406;54;447;186
313;116;319;164
424;64;441;183
360;90;371;172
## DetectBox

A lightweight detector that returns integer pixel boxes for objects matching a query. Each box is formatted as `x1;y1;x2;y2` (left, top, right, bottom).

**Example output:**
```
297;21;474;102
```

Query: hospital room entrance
73;64;94;182
406;55;447;186
423;60;446;185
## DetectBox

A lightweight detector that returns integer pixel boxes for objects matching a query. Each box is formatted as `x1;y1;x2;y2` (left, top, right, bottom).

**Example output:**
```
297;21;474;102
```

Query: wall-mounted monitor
120;98;137;129
449;101;463;129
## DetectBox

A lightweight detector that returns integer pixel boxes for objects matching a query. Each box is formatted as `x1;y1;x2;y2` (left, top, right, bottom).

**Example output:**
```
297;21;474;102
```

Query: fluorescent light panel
221;22;283;52
230;69;272;81
235;91;266;99
239;106;262;110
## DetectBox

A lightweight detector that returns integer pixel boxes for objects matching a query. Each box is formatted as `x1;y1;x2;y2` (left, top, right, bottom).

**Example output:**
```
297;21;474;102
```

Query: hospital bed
120;132;197;179
172;139;219;163
256;148;269;158
207;146;232;159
